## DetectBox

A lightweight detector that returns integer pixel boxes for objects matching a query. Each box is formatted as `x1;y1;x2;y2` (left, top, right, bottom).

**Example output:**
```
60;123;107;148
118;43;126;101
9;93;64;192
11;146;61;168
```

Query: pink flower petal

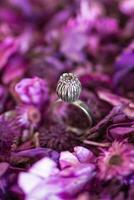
59;151;79;169
74;146;94;163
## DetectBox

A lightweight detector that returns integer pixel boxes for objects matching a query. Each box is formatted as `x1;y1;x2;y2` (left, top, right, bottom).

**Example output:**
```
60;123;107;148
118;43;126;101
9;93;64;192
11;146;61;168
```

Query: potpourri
0;0;133;199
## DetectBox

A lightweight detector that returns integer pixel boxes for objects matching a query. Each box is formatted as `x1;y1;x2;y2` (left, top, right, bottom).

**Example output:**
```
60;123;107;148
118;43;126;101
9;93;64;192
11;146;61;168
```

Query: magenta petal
2;56;27;84
0;37;18;70
73;146;94;163
107;121;134;140
60;151;79;169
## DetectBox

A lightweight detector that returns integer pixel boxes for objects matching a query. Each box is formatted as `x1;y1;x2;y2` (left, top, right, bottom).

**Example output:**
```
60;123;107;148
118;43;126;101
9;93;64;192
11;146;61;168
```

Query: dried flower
39;123;80;152
98;141;134;180
107;121;134;141
16;105;41;128
0;0;133;199
0;114;19;156
73;146;94;163
113;42;134;96
59;146;95;169
119;0;134;16
15;77;49;108
79;0;104;21
2;56;27;85
27;55;67;89
0;37;18;70
18;152;95;200
95;17;119;36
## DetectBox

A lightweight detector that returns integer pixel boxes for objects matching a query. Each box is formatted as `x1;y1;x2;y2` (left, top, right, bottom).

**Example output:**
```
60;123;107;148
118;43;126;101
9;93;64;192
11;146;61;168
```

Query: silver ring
55;73;93;133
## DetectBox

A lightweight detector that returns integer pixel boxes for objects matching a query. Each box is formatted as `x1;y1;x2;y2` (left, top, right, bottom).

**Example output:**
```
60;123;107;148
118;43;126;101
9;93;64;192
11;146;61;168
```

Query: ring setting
56;73;81;103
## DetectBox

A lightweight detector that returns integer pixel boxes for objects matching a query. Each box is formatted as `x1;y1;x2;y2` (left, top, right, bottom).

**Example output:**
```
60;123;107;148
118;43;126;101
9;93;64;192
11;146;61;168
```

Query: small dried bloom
16;105;41;128
15;77;49;108
39;123;80;152
98;141;134;180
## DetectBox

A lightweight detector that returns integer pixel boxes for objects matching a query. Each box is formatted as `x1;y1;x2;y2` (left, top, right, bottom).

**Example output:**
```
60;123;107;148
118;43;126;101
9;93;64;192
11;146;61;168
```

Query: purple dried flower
98;141;134;180
113;42;134;95
60;26;88;62
27;54;70;89
115;42;134;71
9;0;32;16
107;121;134;141
16;105;41;128
18;154;95;200
79;0;104;21
11;147;59;164
0;0;133;198
95;17;120;36
15;77;49;108
96;89;129;106
0;37;18;70
0;113;20;156
73;146;94;163
119;0;134;16
2;56;27;85
80;89;111;122
96;89;134;118
39;123;80;152
59;146;95;169
59;151;80;169
76;67;111;89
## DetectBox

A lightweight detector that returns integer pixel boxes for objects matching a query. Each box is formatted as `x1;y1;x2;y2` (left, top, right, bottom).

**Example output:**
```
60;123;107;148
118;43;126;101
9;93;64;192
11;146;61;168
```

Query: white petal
27;180;63;200
29;157;59;178
18;172;41;194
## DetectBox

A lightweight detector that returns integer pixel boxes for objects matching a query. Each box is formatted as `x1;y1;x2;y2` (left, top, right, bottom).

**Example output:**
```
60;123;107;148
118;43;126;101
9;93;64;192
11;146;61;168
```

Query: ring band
55;98;93;131
54;73;93;134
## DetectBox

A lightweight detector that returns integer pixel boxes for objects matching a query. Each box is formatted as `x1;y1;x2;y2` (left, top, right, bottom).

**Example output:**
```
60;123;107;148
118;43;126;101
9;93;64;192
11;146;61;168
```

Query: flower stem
83;140;110;147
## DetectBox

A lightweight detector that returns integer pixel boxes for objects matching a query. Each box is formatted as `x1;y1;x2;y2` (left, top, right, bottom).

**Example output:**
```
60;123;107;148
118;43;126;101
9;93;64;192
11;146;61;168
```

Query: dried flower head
98;141;134;180
16;105;41;128
39;123;80;152
15;77;49;108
